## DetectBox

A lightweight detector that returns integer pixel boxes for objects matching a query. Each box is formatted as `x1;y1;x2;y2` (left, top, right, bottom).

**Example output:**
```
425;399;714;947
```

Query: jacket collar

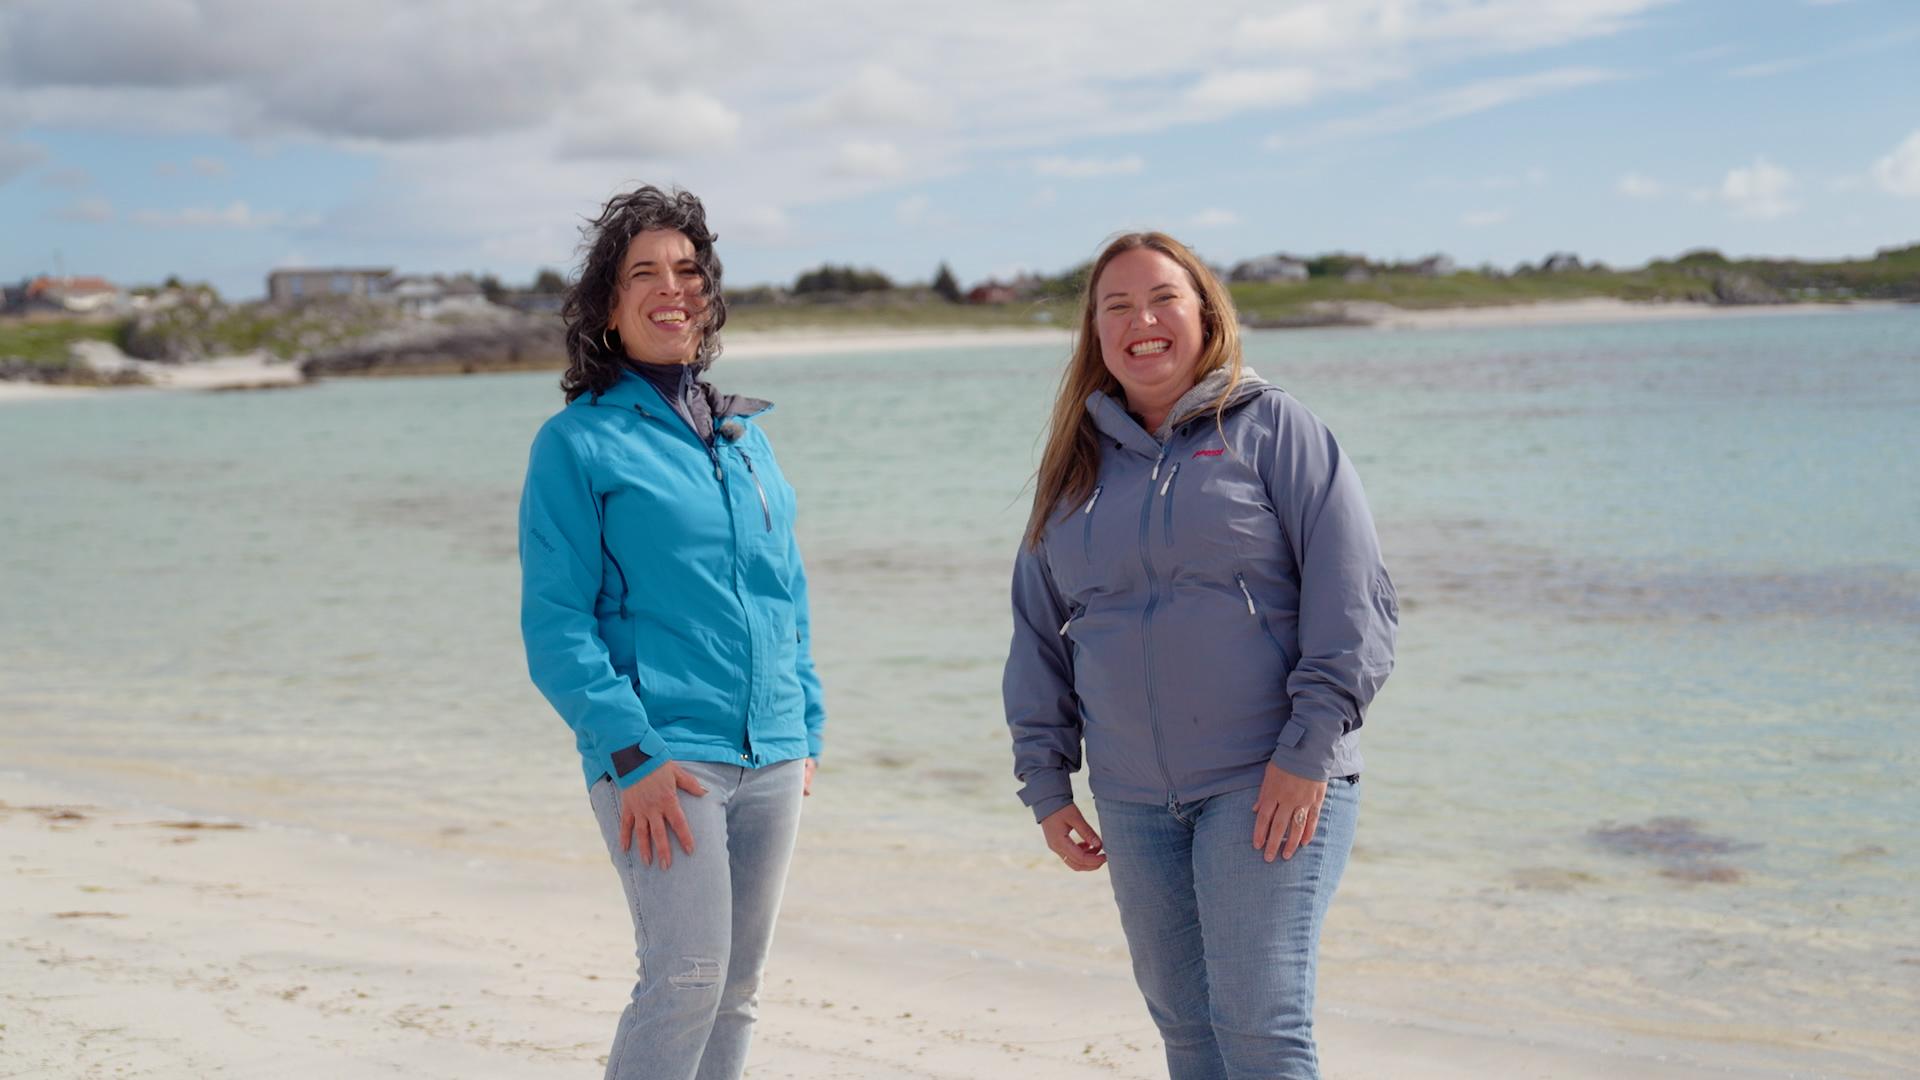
1084;366;1271;452
584;364;772;420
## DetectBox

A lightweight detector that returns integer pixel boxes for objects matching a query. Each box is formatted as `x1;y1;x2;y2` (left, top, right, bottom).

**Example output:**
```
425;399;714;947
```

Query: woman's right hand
617;763;708;869
1040;803;1106;871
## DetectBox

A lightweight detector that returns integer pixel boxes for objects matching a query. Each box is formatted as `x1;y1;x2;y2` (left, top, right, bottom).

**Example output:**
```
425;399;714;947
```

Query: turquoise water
2;308;1915;1063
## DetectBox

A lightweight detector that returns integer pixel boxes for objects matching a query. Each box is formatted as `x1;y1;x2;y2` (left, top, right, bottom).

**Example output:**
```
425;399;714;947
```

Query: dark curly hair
560;185;728;402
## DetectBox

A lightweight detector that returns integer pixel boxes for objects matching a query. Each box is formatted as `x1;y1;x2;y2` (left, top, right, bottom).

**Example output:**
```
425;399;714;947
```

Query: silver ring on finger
1292;807;1309;825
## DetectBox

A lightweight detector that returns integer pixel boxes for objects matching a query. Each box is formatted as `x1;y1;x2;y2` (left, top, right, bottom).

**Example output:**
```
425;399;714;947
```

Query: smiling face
607;228;709;365
1093;248;1206;421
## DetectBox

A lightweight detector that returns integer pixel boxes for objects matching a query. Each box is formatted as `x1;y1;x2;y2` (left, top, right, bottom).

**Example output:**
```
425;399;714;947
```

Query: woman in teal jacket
519;185;824;1080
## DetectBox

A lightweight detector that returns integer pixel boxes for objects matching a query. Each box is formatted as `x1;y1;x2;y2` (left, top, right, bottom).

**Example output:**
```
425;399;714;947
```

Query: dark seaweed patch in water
1589;816;1757;885
1397;518;1920;623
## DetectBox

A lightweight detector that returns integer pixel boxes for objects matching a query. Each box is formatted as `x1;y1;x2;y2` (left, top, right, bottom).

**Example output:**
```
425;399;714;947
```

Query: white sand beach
1;773;1864;1079
1332;296;1901;330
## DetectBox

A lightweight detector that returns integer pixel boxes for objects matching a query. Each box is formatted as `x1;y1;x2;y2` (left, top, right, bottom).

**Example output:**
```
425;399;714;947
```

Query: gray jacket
1003;369;1398;822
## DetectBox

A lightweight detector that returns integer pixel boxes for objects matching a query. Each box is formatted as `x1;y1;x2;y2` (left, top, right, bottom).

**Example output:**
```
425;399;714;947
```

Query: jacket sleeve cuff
1267;713;1345;782
1027;793;1073;824
1018;768;1075;823
604;730;672;789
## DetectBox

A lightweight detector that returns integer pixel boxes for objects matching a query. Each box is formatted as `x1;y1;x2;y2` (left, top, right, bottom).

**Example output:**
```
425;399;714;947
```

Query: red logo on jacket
1192;447;1225;459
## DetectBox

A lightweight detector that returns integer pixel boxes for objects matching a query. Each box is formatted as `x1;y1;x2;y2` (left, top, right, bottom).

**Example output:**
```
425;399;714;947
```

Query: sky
2;0;1918;300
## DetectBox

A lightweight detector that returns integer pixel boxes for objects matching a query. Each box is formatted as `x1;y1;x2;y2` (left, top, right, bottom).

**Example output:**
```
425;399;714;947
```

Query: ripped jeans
588;759;805;1080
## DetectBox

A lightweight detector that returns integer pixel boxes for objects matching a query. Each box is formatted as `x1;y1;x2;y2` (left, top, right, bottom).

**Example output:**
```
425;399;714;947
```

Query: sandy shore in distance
3;772;1845;1079
1338;296;1901;330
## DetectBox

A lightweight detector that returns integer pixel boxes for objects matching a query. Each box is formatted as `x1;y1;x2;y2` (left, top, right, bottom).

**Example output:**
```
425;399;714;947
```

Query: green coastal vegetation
4;244;1916;381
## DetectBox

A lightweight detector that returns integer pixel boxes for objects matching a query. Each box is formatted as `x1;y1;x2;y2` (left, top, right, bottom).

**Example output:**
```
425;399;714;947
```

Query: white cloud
833;140;906;179
0;0;1693;280
1187;68;1318;111
1270;67;1627;147
1727;27;1920;79
53;197;114;223
1234;1;1670;56
1617;171;1663;198
556;89;743;160
801;65;943;128
130;200;305;229
1461;209;1509;227
1727;57;1811;79
1871;131;1920;197
1190;208;1241;228
1718;157;1796;219
1034;154;1143;178
724;205;792;245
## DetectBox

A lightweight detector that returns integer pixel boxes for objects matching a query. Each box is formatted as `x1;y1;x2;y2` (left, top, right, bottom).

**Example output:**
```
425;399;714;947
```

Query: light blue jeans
1096;776;1359;1080
588;759;805;1080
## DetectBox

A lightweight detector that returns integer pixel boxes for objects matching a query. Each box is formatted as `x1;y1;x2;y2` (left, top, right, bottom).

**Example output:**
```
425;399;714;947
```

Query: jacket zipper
1159;462;1180;546
628;401;761;765
600;531;631;619
739;452;774;533
1081;485;1102;561
706;437;756;763
1236;571;1291;656
1137;447;1177;799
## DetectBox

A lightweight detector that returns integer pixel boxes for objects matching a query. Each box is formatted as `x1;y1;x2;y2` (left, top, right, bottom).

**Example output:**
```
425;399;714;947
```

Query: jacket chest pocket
724;435;796;548
1044;482;1144;602
1166;459;1291;579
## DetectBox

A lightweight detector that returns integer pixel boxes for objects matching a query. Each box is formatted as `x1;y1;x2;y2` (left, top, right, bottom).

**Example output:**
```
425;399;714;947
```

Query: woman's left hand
803;758;816;797
1252;763;1327;862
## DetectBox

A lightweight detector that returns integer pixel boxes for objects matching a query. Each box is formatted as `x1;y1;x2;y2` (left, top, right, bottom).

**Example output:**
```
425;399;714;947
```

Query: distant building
967;282;1018;304
384;274;492;318
1341;266;1373;283
20;275;123;313
1541;252;1584;273
1408;255;1457;277
1230;255;1309;284
267;267;394;305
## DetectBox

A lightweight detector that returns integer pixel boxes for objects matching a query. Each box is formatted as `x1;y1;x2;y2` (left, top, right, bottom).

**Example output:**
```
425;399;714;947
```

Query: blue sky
3;0;1917;299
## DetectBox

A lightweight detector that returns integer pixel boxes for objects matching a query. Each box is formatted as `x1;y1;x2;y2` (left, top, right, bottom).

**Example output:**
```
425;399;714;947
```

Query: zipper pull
1151;449;1167;482
1235;573;1257;615
1083;485;1103;514
1159;462;1180;497
1058;617;1072;637
740;452;774;532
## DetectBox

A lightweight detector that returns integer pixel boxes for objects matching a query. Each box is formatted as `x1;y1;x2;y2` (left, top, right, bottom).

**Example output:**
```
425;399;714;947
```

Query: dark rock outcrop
299;314;566;378
1707;271;1786;305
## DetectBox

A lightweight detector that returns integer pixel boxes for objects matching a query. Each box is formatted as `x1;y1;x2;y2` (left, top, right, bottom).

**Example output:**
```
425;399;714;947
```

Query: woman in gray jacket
1003;232;1397;1080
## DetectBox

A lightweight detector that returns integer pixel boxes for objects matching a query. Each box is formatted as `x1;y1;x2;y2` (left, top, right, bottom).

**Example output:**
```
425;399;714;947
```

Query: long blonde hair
1023;232;1244;549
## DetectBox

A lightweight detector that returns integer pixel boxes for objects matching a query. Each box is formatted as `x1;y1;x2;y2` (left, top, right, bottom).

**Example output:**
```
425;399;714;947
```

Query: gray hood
1156;365;1271;441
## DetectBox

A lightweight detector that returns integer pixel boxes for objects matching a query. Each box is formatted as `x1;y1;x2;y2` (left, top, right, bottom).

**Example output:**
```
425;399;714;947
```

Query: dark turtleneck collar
626;360;714;443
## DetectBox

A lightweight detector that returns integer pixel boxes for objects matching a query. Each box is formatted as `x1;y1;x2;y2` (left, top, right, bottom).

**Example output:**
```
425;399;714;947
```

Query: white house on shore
9;275;125;314
384;274;493;318
1229;255;1310;284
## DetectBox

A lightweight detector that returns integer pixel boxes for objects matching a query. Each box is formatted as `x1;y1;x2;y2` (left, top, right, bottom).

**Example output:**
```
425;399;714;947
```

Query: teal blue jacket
519;367;825;789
